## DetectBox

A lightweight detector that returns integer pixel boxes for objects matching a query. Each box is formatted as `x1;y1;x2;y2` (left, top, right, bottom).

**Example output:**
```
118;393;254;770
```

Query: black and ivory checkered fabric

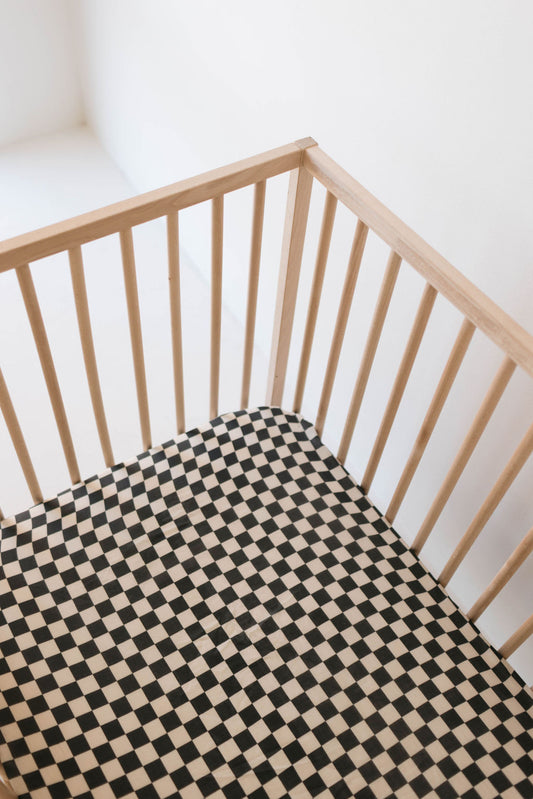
1;407;532;799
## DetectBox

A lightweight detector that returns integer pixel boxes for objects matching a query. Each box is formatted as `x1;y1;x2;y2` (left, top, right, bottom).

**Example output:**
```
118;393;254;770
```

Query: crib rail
0;138;532;671
304;147;533;378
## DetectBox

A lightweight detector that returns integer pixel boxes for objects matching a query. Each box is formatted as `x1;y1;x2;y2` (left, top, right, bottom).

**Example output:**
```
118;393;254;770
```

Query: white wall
0;0;83;147
72;0;533;680
0;127;266;520
74;0;533;327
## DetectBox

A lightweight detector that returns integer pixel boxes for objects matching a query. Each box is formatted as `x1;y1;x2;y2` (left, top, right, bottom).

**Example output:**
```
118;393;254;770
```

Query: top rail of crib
1;138;532;379
0;139;314;272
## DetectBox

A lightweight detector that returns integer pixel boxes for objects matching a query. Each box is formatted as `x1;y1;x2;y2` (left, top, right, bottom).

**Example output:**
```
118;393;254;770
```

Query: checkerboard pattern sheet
1;407;532;799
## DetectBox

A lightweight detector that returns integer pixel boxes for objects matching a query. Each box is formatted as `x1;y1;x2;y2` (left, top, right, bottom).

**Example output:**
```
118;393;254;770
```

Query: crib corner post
266;163;313;407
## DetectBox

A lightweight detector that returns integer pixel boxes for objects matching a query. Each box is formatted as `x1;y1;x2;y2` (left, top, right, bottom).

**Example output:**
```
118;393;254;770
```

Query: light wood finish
167;213;185;433
337;250;401;464
16;264;80;485
386;318;475;522
69;246;114;467
210;195;224;419
0;140;317;273
119;229;151;450
0;763;17;799
241;181;266;408
361;283;437;493
0;367;42;503
293;191;337;413
315;219;368;436
413;356;516;554
469;526;533;622
500;613;533;659
439;420;533;586
266;166;313;406
0;140;531;690
305;147;533;379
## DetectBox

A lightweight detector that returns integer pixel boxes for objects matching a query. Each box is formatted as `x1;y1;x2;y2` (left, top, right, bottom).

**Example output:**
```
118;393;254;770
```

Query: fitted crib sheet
0;407;532;799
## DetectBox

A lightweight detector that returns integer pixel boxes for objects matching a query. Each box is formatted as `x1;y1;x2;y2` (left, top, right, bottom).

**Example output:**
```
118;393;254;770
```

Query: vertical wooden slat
16;264;80;484
469;526;533;622
119;228;151;450
266;166;313;407
69;246;114;467
0;763;17;799
315;219;369;436
0;366;42;503
386;317;475;522
361;282;437;493
211;195;224;419
241;181;266;409
439;419;533;586
293;190;337;413
337;250;401;463
167;212;185;433
413;356;516;554
500;613;533;659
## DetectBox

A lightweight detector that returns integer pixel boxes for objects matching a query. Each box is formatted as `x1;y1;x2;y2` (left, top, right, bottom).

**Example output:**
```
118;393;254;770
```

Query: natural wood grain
211;195;224;419
439;419;533;586
337;250;401;464
413;356;516;554
469;526;533;622
293;191;337;413
315;219;368;436
361;283;437;493
305;147;533;379
241;181;266;409
69;246;114;467
386;318;475;522
500;613;533;659
0;142;316;273
0;366;42;503
16;264;80;485
266;166;313;406
119;229;151;450
167;213;185;433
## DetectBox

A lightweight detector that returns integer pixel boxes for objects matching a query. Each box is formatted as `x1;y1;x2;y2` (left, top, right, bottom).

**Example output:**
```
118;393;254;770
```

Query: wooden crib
0;139;531;798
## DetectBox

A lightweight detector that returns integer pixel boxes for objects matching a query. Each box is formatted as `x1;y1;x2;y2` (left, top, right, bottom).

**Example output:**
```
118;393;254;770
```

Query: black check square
1;407;532;798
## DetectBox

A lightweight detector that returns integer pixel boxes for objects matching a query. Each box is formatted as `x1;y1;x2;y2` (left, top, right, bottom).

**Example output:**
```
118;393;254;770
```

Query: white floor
0;126;268;518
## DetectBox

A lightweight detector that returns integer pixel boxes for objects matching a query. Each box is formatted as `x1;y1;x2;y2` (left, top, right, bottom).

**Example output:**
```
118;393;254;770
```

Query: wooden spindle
119;228;151;451
337;250;401;464
361;282;437;493
315;219;368;436
16;264;80;485
0;763;17;799
439;419;533;587
469;526;533;622
167;212;185;433
386;318;475;522
267;166;313;406
293;190;337;413
500;613;533;659
69;246;114;467
0;366;42;503
413;355;516;554
304;145;533;382
241;181;266;409
211;195;224;419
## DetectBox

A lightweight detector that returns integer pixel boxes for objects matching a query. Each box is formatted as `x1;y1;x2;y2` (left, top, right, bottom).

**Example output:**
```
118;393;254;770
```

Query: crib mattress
0;407;532;799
